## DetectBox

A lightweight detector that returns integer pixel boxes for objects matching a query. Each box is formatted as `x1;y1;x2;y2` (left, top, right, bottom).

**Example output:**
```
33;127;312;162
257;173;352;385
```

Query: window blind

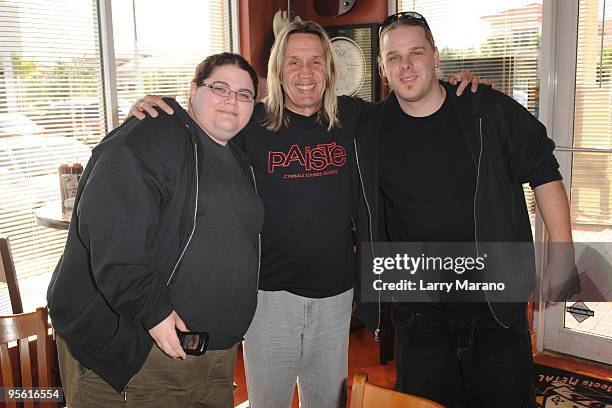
571;0;612;226
0;0;102;279
112;0;232;122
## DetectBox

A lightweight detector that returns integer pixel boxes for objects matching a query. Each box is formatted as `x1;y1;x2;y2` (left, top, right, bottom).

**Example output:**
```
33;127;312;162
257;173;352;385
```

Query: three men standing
130;12;573;408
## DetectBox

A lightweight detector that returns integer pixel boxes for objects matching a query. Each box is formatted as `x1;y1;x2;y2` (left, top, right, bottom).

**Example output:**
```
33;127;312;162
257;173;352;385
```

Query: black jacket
353;82;561;331
47;99;258;392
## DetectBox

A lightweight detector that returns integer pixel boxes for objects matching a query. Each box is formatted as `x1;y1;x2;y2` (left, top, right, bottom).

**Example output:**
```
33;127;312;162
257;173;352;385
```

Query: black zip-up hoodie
47;99;258;392
353;82;562;331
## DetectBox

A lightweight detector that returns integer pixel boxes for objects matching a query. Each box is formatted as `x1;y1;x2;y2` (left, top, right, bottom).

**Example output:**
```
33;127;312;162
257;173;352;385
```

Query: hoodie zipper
473;117;510;330
353;138;381;342
249;165;261;292
122;138;200;402
166;140;199;286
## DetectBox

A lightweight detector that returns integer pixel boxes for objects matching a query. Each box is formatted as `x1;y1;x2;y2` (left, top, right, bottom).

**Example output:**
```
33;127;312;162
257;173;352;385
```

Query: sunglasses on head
379;11;430;37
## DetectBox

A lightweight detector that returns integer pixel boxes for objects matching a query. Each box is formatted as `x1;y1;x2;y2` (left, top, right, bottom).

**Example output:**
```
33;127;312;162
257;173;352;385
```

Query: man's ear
378;58;388;83
189;82;198;105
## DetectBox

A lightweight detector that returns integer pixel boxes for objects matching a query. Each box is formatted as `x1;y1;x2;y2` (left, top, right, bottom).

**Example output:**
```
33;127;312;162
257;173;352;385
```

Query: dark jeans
393;304;535;408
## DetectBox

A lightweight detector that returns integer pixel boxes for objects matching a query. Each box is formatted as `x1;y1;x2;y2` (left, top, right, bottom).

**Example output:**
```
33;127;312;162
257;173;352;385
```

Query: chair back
0;307;55;408
350;372;445;408
0;236;23;314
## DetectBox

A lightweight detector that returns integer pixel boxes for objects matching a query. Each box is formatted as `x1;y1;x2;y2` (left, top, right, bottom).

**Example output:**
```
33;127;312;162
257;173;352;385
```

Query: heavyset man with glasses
47;53;263;407
354;12;574;407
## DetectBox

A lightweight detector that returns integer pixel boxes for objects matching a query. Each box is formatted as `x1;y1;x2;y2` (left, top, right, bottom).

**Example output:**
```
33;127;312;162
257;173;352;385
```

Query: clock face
331;36;366;96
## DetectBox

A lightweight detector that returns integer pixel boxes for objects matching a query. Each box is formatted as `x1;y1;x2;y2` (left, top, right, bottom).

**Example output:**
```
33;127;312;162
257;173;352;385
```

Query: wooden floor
534;352;612;382
233;327;612;408
233;327;395;407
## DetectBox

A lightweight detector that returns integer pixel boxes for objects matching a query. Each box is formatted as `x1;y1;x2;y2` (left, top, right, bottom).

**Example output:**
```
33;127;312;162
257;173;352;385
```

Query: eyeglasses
379;11;430;37
200;81;255;103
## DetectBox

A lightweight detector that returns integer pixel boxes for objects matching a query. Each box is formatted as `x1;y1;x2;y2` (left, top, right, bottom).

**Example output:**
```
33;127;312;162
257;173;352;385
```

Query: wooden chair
0;236;24;314
350;372;445;408
0;307;56;408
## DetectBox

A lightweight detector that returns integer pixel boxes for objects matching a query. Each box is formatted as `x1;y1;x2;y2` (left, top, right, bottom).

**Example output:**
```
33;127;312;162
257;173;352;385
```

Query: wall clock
331;36;366;97
326;24;380;102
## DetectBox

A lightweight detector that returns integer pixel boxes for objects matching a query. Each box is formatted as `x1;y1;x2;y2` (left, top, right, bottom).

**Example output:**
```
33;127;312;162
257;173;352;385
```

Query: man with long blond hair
262;19;341;131
236;20;363;407
129;17;477;408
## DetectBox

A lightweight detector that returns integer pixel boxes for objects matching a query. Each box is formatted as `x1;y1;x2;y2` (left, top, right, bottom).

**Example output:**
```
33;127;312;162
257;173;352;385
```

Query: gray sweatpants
243;289;353;408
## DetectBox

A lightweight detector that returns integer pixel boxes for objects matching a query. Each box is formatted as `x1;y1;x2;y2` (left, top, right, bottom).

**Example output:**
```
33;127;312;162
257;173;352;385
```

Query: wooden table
35;201;71;230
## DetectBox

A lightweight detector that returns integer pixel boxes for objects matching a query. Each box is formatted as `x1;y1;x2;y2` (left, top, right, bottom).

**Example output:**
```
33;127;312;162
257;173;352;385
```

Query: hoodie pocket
59;295;119;351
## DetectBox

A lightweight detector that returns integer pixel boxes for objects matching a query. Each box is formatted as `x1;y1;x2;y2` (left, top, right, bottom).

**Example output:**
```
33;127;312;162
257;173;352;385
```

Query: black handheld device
176;330;210;356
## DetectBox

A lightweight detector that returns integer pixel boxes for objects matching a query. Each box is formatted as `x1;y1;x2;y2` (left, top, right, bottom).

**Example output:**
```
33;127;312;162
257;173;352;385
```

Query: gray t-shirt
171;126;264;350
